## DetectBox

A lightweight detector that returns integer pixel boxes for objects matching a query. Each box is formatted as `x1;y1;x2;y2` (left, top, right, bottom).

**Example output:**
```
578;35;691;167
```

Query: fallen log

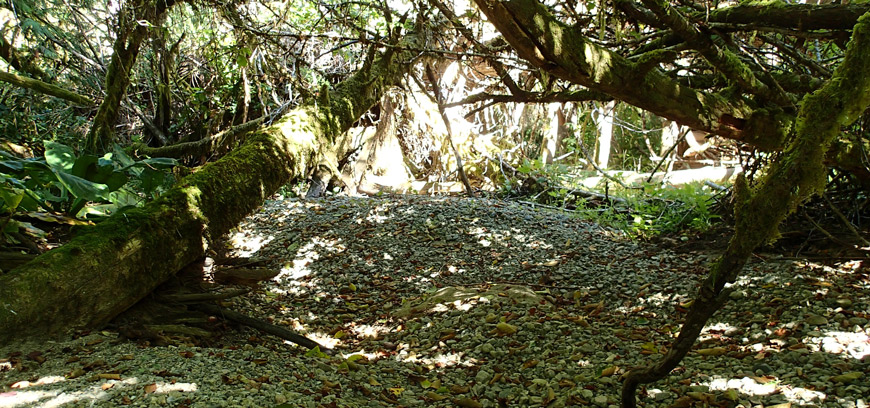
0;34;420;342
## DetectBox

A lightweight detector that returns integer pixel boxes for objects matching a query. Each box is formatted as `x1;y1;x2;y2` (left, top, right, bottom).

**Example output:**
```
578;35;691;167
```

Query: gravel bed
2;195;869;407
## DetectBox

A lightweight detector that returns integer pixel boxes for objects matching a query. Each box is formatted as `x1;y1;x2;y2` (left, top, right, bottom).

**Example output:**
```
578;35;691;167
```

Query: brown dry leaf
101;383;114;390
696;347;727;356
670;396;694;407
67;368;86;379
26;351;45;364
752;375;777;384
488;373;503;385
543;387;556;405
453;397;483;408
83;359;107;370
425;391;449;401
600;366;618;377
97;373;121;380
450;384;470;394
144;383;158;394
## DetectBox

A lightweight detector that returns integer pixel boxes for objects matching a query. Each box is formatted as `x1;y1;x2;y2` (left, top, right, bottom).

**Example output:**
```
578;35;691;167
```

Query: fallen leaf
696;347;727;356
600;366;617;377
831;372;863;383
425;391;449;401
453;397;483;408
450;384;470;394
494;322;517;335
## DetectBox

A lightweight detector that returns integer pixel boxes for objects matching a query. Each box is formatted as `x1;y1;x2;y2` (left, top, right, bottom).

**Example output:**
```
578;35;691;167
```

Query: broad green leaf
139;157;178;169
54;170;109;201
112;144;135;168
3;218;21;233
44;141;76;171
0;186;25;210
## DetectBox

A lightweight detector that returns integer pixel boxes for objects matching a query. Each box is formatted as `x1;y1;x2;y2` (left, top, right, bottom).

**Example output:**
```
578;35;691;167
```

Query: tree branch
0;71;92;106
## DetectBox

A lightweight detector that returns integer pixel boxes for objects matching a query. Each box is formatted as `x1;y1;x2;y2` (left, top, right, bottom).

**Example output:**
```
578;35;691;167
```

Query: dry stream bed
2;196;869;407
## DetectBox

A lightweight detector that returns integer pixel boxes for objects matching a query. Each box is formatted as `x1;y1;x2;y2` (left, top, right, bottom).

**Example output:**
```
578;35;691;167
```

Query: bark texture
85;0;179;153
0;36;419;342
621;11;870;407
472;0;775;143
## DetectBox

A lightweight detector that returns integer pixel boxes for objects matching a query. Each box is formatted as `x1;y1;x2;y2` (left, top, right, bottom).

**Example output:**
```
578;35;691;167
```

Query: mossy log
0;38;417;342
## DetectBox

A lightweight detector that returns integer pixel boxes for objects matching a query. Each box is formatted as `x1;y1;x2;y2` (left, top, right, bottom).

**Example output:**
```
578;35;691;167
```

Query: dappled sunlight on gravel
2;196;868;407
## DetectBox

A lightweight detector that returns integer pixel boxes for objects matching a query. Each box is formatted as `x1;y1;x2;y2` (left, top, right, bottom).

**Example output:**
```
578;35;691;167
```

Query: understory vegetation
2;0;870;406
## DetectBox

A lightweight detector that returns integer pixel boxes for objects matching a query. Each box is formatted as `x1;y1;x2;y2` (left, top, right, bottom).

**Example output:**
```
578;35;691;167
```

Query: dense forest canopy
1;0;869;406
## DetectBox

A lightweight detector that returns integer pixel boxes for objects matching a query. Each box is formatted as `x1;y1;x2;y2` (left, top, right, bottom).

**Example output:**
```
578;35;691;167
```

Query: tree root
191;303;331;354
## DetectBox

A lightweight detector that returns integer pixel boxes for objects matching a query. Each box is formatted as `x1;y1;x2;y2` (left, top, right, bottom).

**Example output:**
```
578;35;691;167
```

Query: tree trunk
0;36;420;342
594;101;615;169
85;0;179;153
621;12;870;407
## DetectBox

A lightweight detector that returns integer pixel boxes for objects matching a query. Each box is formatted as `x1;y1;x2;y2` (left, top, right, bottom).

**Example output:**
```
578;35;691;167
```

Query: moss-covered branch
621;11;870;407
472;0;785;143
709;1;870;31
639;0;792;106
133;115;268;159
0;71;92;106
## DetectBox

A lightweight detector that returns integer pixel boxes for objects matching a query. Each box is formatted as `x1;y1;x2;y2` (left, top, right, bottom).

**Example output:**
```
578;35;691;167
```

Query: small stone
835;298;853;308
752;363;774;375
593;395;608;407
805;314;828;326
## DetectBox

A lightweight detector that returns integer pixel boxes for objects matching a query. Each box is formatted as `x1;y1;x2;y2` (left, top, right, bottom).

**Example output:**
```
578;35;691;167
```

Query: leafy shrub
0;142;178;220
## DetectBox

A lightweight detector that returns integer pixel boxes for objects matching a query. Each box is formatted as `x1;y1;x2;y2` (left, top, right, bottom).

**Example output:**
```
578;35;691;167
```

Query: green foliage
574;183;721;238
0;142;178;221
498;160;721;238
500;159;571;198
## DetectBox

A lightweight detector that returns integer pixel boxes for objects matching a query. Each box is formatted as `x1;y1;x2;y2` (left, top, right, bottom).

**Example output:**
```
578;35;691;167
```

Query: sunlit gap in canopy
0;377;198;407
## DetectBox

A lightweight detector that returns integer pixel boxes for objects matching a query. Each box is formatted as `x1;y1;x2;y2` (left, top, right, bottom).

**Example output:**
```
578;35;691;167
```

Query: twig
646;127;689;183
803;212;854;247
823;194;870;246
422;64;475;197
